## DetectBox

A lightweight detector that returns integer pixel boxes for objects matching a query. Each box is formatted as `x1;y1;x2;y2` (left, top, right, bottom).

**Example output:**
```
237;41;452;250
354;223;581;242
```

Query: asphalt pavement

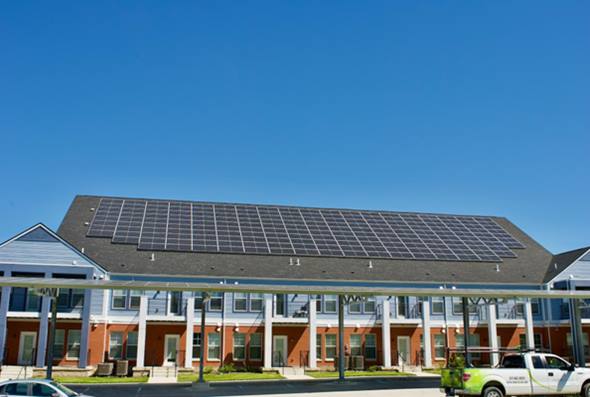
70;376;442;397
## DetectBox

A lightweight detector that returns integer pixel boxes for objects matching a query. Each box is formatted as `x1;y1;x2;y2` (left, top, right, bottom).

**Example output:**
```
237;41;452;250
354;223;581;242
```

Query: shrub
367;365;381;372
203;366;214;374
219;363;236;373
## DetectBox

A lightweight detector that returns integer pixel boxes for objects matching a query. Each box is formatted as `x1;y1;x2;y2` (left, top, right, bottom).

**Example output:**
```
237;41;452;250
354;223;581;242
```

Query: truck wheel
482;386;504;397
583;382;590;397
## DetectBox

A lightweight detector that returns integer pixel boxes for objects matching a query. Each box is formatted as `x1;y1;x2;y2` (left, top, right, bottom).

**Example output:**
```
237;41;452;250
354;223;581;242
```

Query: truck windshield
502;355;525;368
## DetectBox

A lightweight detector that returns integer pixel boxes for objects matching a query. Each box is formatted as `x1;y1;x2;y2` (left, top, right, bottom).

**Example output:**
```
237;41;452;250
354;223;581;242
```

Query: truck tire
582;382;590;397
482;386;504;397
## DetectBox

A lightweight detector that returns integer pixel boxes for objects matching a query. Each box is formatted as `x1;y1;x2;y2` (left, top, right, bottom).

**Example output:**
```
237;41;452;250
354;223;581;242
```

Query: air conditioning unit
97;362;114;376
116;360;129;376
351;355;364;370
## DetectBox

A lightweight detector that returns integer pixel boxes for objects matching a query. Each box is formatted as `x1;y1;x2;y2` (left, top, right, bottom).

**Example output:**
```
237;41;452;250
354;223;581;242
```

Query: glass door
18;332;37;365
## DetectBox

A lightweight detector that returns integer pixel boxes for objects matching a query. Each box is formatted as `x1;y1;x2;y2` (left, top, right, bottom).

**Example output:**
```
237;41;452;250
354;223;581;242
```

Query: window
169;292;182;315
502;355;525;368
193;333;201;360
208;333;221;360
31;383;56;397
316;296;322;312
57;290;70;309
52;329;65;359
234;293;248;312
434;334;446;359
350;334;362;356
364;297;376;313
233;333;246;360
519;333;543;349
365;334;377;360
349;300;361;314
26;289;41;311
432;298;444;315
397;297;407;317
531;299;541;315
209;293;223;312
250;293;263;312
324;296;337;313
249;333;262;360
532;355;544;369
71;289;84;308
316;335;322;360
67;330;81;359
57;289;85;310
112;290;127;309
581;252;590;261
129;291;142;309
4;383;29;396
545;355;570;370
109;332;124;359
566;332;589;354
325;334;337;360
194;293;204;311
127;332;138;359
515;302;525;317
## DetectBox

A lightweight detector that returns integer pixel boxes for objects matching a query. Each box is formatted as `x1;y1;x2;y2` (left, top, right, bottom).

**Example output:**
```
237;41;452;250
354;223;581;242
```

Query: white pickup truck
441;352;590;397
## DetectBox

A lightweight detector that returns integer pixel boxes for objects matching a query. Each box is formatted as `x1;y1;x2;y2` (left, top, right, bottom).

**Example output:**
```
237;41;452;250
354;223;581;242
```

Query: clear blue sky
1;2;588;253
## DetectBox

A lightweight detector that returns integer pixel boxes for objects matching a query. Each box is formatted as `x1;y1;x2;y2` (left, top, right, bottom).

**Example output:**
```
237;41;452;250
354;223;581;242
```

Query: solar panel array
87;197;525;262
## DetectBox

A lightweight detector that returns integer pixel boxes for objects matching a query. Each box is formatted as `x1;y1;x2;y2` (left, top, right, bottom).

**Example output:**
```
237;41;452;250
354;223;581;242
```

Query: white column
524;299;535;350
264;294;273;369
185;296;194;368
136;295;148;367
36;294;51;367
487;303;499;366
421;298;432;368
381;299;392;368
78;289;92;368
308;296;317;369
0;270;11;364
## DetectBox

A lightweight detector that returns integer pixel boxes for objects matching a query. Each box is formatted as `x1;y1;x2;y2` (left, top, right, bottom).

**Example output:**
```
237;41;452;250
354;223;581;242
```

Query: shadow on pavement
72;376;440;397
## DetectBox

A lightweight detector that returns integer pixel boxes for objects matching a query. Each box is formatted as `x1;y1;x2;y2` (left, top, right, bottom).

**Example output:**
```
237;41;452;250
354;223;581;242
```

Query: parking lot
70;377;442;397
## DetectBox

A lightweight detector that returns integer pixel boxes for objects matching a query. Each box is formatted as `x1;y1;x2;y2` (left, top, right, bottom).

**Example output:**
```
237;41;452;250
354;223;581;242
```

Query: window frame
325;334;337;361
365;334;377;360
233;293;248;312
126;332;138;360
434;334;446;359
52;329;65;359
192;332;201;361
109;331;124;360
207;333;221;361
249;333;262;361
66;329;81;360
350;334;362;357
363;297;376;314
233;333;246;361
249;293;264;312
431;297;444;315
209;293;223;312
324;295;337;314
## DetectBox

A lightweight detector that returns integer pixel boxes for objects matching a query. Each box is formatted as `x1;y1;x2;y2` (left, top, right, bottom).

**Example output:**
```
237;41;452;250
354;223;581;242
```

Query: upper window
581;252;590;261
349;300;361;314
209;293;223;312
364;297;376;313
324;296;337;313
234;293;248;312
432;298;444;315
168;292;183;315
250;293;264;312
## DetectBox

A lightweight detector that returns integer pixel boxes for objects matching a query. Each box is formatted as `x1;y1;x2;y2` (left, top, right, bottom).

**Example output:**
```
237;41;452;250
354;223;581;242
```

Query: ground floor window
325;334;337;360
350;334;362;356
109;332;123;359
208;333;221;360
434;334;446;359
67;330;81;359
316;335;322;360
126;332;138;359
233;333;246;360
365;334;376;360
249;333;262;360
566;332;589;355
193;333;201;359
519;333;543;350
52;329;65;359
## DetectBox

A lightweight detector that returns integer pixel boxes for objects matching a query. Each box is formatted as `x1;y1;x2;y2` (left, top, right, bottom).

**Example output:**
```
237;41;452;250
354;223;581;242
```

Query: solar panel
138;201;169;250
87;198;124;237
192;204;218;252
166;202;192;251
112;200;146;244
87;197;526;262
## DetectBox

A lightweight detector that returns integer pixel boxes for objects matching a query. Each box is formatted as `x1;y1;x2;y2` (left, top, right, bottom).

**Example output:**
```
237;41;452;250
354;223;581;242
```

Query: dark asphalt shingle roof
57;195;555;285
543;246;590;283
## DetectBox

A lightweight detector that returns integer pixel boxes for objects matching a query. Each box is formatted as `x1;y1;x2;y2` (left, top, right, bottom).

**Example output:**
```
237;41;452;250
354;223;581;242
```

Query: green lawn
178;372;284;382
305;370;415;378
55;376;149;384
422;368;442;375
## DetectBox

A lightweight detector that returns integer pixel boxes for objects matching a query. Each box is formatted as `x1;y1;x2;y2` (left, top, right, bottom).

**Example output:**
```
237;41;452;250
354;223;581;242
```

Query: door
275;294;286;317
272;335;288;367
164;334;179;366
397;336;410;366
18;332;37;365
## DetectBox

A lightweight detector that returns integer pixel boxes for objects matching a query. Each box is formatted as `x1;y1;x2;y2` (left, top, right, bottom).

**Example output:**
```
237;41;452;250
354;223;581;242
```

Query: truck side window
546;356;569;370
531;355;544;369
502;355;525;368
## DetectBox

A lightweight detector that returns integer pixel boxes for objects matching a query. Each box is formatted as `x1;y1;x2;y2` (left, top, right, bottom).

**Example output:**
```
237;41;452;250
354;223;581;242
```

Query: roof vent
289;258;293;266
150;253;155;261
368;260;373;269
81;247;85;253
495;264;500;272
296;258;300;266
72;260;77;265
84;222;90;226
90;207;95;212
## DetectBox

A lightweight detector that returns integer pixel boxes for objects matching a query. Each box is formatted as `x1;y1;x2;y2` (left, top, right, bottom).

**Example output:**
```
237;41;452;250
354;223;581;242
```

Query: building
0;195;588;375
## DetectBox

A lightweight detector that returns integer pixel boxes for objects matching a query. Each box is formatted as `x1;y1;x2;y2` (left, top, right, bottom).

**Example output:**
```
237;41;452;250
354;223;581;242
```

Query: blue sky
0;1;588;253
